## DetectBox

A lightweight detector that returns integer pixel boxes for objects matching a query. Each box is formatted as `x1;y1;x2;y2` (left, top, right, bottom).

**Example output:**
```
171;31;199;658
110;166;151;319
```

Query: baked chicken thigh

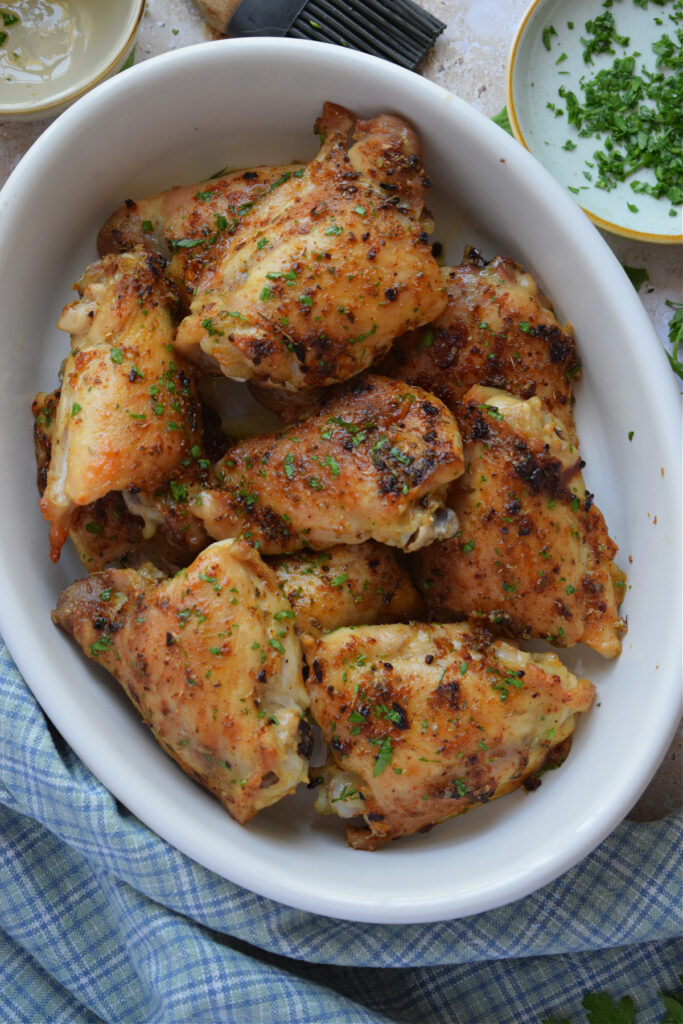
193;374;464;554
303;621;594;849
40;249;202;563
413;386;626;657
381;248;581;436
271;541;424;636
53;539;311;823
33;389;215;573
128;102;444;395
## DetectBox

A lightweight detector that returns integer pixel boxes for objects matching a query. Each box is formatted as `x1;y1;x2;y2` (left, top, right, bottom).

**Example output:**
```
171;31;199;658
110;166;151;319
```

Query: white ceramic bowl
506;0;683;244
0;0;144;121
0;39;680;924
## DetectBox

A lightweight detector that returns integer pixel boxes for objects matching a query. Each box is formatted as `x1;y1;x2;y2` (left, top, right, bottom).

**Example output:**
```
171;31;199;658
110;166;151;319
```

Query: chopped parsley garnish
202;317;223;336
169;481;188;503
622;264;649;291
665;299;683;379
198;572;222;594
372;736;393;777
552;5;683;209
491;106;513;135
170;234;217;250
110;347;123;364
543;25;557;51
90;635;113;656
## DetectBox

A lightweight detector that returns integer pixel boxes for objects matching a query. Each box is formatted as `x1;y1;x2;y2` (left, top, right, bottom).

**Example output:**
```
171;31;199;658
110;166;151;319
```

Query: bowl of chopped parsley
506;0;683;243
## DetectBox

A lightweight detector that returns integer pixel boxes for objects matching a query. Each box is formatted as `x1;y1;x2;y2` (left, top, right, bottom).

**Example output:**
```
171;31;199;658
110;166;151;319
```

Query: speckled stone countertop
0;0;679;820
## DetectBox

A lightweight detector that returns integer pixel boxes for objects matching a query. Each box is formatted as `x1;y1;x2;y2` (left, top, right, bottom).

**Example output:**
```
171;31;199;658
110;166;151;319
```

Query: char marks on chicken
192;374;464;554
413;386;626;658
381;248;581;438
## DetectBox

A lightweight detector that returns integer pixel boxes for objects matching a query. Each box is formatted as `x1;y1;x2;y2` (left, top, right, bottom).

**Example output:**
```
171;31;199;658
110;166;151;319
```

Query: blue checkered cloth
1;635;681;1024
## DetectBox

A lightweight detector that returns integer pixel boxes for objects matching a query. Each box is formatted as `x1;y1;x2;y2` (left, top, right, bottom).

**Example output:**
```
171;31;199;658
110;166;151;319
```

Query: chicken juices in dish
303;622;594;849
413;386;626;658
380;248;581;437
270;541;424;636
40;248;202;563
168;102;446;393
53;539;311;823
192;375;464;554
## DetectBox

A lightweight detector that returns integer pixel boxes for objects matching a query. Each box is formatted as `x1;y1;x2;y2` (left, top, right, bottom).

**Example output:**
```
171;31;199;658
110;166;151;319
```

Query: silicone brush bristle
287;0;445;70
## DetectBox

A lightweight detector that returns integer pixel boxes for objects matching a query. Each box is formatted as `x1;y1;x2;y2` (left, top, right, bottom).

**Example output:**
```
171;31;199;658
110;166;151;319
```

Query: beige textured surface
0;0;680;820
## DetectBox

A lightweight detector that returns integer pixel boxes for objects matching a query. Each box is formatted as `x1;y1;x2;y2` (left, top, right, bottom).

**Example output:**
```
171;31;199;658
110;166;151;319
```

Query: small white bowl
0;0;144;121
507;0;683;243
0;38;680;923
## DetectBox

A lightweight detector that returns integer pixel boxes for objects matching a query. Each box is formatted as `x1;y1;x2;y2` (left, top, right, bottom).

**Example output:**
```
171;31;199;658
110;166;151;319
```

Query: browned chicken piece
193;375;464;555
33;389;213;572
53;539;312;824
270;542;424;636
170;102;446;394
40;249;203;563
413;386;626;658
303;621;594;849
97;162;306;308
380;248;581;437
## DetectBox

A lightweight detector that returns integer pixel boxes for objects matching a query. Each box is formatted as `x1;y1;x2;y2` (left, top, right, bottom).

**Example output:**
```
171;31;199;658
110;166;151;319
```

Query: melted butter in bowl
0;0;144;119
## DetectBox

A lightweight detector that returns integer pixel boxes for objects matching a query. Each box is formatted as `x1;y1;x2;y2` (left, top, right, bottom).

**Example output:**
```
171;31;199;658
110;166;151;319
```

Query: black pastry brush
195;0;446;71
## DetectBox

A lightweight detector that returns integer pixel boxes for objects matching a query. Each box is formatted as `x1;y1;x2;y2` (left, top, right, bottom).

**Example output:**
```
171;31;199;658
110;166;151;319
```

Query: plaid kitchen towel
1;635;681;1024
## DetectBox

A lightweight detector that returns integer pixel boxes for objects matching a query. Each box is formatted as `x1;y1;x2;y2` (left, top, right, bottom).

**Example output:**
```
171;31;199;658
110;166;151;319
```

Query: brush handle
194;0;241;33
194;0;306;36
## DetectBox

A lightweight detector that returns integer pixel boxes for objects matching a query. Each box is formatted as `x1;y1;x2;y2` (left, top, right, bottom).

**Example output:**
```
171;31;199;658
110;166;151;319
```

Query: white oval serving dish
0;38;680;924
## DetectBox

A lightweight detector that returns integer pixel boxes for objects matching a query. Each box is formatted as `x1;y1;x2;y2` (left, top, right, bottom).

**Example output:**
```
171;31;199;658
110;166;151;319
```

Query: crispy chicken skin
171;102;446;392
193;374;464;554
32;390;230;573
380;249;581;436
303;622;594;849
413;386;626;658
40;249;202;563
53;539;311;823
97;162;306;307
270;542;424;636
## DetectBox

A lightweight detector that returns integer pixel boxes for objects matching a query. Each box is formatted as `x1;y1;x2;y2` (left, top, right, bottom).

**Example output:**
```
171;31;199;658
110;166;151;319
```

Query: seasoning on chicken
270;541;424;636
97;161;306;308
53;539;312;824
380;248;581;437
167;102;446;394
413;385;627;658
192;375;464;554
303;621;594;849
33;389;215;573
40;248;202;563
